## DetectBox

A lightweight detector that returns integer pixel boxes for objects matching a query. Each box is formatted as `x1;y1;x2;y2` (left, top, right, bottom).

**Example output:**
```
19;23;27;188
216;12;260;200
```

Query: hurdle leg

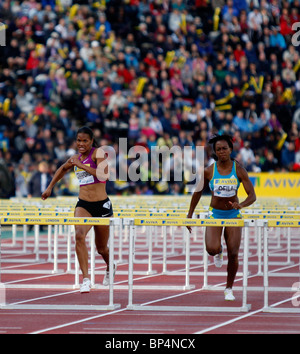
52;225;58;273
242;221;251;311
257;226;262;275
170;226;175;254
74;251;80;288
90;228;95;287
0;220;6;307
0;218;5;306
47;225;52;262
276;227;281;249
118;218;123;263
105;219;122;309
22;225;27;253
184;227;191;290
287;227;291;264
202;228;208;289
147;226;155;275
127;220;135;309
0;220;2;284
263;223;269;311
66;225;71;272
12;225;17;247
162;226;167;274
108;219;115;307
34;225;39;261
154;225;158;247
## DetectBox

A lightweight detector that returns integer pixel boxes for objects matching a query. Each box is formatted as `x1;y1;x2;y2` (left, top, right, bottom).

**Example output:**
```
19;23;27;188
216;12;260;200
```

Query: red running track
0;226;300;334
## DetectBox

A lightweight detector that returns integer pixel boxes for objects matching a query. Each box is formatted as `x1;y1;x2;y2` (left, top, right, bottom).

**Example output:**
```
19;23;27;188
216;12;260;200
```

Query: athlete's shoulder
204;162;215;181
234;159;248;180
93;146;107;159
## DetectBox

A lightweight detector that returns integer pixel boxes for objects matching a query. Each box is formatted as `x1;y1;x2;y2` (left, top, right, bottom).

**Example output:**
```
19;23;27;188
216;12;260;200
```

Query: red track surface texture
0;225;300;334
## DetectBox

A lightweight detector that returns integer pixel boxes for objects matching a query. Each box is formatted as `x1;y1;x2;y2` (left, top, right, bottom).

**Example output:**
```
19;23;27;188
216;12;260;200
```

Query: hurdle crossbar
1;217;110;226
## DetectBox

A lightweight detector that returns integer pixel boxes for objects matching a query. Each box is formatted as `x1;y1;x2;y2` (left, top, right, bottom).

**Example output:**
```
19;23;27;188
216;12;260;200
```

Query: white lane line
29;308;127;334
194;294;300;334
194;308;264;334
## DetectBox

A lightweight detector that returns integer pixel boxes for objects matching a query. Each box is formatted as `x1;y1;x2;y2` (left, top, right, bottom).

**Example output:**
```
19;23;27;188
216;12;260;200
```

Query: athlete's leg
74;207;92;279
205;226;223;256
94;225;110;270
224;226;242;289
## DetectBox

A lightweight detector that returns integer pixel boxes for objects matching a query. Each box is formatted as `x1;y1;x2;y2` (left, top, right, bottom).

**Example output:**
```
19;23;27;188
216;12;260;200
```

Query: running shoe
80;278;91;293
214;245;223;268
103;263;117;286
224;288;235;301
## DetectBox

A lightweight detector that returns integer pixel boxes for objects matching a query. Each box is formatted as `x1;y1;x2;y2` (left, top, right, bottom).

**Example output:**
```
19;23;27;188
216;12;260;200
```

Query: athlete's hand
69;156;82;167
228;201;242;210
41;187;52;200
186;214;193;234
186;226;192;234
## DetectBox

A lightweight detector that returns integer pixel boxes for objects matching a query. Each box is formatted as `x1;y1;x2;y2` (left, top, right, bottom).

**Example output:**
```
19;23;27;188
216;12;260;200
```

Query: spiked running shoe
80;278;91;293
224;288;235;301
214;246;223;268
103;263;117;286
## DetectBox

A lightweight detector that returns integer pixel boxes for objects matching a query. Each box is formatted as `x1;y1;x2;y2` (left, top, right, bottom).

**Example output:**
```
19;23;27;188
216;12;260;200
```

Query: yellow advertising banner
238;173;300;198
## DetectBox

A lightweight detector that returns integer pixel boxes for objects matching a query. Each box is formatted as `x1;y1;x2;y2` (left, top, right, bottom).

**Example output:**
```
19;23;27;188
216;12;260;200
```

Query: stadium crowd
1;0;300;198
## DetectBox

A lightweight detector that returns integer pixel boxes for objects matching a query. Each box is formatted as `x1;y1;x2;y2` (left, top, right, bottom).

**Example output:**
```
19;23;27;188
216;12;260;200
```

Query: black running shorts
75;197;113;217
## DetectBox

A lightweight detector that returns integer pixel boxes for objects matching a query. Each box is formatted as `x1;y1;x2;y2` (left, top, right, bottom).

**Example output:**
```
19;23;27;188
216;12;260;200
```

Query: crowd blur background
1;0;300;198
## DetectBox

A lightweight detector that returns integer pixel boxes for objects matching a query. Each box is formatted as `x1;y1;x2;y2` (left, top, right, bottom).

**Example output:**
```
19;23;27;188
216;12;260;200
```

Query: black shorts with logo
75;197;113;218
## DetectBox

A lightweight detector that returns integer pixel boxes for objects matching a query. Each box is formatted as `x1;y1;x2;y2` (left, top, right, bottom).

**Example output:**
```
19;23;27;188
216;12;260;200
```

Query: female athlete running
42;126;115;293
187;134;256;300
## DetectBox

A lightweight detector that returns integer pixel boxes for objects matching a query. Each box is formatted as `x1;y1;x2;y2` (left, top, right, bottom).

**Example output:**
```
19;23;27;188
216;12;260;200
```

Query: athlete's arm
41;158;74;200
229;164;256;209
186;166;211;233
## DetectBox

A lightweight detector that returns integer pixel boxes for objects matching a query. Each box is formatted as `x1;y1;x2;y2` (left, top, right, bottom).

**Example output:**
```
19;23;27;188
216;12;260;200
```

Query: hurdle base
0;303;121;311
183;284;196;290
126;304;251;313
263;306;300;313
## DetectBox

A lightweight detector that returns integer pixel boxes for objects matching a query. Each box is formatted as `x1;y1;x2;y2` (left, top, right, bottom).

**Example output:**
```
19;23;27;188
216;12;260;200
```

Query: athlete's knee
97;245;109;256
75;229;86;244
206;245;221;256
227;249;239;261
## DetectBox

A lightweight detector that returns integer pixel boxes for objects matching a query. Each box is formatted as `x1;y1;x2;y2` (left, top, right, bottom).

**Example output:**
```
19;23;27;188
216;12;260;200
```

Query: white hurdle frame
0;217;120;311
127;218;252;313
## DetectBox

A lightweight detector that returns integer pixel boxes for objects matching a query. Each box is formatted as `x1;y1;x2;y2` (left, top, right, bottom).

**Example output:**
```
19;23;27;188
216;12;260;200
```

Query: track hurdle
263;220;300;313
0;217;120;311
127;218;252;313
117;211;196;276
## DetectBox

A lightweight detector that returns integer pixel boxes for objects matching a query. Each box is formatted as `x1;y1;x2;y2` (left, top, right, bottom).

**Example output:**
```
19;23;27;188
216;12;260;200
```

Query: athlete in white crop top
187;135;256;301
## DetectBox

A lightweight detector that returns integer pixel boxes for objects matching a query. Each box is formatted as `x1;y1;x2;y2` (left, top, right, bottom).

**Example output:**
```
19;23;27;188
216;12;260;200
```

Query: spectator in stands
281;141;296;169
28;161;54;198
240;141;256;169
